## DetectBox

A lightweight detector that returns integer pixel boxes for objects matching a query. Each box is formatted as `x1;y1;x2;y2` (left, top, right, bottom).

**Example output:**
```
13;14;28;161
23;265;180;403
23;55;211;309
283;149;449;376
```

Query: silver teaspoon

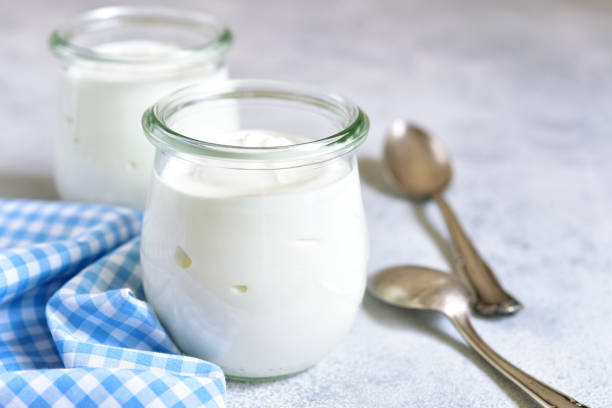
384;120;522;315
369;265;589;408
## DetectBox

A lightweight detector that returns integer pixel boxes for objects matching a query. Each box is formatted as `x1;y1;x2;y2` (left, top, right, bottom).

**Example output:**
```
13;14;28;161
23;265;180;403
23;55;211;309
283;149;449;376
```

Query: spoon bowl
384;121;452;200
369;266;472;316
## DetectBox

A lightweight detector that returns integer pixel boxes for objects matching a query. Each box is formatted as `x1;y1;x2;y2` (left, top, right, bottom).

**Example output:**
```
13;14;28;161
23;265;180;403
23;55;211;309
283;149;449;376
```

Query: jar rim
49;6;232;66
141;79;370;167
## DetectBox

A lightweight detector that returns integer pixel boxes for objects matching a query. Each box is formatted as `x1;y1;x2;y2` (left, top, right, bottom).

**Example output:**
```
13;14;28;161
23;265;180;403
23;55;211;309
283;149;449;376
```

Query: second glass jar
49;6;232;208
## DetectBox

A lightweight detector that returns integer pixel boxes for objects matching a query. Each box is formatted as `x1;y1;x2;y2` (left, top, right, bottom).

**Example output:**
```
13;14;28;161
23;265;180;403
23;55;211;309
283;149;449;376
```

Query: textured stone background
1;0;611;406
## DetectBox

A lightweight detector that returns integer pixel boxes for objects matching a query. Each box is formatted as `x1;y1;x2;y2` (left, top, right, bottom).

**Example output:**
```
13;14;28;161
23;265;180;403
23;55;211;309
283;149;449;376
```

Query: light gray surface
1;0;611;406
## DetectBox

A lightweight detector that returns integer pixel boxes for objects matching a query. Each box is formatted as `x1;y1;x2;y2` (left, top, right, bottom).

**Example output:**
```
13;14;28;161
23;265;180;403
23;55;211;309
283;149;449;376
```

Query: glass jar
49;6;232;209
141;80;370;380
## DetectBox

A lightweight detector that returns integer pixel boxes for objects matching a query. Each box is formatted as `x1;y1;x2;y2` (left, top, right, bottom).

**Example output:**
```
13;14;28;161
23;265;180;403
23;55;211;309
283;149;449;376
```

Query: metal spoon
384;120;522;315
369;266;589;408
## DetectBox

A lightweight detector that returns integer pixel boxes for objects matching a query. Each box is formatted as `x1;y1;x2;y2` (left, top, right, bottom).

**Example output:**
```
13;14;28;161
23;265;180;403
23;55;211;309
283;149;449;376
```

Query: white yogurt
140;130;368;378
54;40;228;209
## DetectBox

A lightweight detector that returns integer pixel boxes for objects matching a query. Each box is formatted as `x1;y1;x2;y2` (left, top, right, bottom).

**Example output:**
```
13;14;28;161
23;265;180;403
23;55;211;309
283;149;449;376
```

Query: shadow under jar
140;80;370;380
49;6;232;209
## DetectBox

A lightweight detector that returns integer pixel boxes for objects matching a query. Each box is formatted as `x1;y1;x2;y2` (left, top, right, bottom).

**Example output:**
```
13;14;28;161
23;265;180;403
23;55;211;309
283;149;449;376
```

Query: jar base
225;367;311;383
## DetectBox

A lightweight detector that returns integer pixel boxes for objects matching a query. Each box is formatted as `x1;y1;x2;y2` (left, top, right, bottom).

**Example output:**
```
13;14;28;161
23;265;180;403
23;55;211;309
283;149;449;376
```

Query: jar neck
61;58;228;80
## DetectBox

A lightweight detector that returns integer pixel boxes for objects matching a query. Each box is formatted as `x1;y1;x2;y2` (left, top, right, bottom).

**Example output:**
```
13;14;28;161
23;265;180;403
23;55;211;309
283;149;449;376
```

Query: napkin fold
0;199;225;407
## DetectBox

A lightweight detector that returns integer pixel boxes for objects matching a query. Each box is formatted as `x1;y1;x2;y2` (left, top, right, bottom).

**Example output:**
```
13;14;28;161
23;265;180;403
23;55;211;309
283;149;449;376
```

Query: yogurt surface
54;40;228;209
141;130;368;378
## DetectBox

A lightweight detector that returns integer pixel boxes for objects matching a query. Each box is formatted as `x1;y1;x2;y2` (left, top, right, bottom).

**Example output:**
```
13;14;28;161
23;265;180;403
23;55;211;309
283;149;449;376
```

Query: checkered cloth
0;199;226;407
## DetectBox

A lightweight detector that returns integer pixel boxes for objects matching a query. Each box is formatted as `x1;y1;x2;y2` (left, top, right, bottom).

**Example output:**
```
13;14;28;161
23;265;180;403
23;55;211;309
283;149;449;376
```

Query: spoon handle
451;313;589;408
434;194;522;315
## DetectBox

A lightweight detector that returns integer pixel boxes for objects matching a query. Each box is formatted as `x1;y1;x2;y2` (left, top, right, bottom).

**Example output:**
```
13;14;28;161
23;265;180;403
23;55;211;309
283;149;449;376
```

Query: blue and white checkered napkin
0;199;226;407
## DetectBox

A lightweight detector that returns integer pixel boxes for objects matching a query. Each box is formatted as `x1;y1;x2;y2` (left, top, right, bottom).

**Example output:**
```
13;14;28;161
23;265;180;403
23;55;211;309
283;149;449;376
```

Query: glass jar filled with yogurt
49;6;232;208
141;80;370;380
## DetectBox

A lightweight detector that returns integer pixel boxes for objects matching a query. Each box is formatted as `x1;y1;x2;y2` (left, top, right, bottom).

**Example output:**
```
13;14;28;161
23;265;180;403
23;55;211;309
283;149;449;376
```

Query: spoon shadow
410;202;456;273
358;156;465;282
357;156;404;198
362;292;535;407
